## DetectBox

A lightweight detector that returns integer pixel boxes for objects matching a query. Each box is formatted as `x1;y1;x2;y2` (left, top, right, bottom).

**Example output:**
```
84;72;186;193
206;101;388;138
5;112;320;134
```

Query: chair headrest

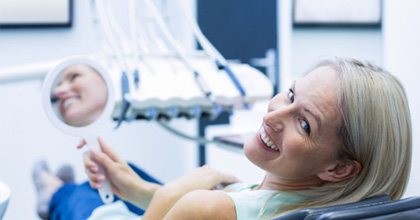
274;194;391;220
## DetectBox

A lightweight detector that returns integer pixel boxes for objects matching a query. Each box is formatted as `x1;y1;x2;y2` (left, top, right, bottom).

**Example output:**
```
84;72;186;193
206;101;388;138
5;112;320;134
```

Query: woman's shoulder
164;190;236;220
222;184;306;220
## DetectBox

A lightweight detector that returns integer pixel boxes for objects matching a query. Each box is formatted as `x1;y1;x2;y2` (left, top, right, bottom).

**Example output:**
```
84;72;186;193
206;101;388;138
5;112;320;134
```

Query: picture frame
0;0;73;28
293;0;382;28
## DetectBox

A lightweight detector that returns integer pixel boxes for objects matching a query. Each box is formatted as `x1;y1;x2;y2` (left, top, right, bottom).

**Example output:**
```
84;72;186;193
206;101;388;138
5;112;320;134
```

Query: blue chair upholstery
366;208;420;220
274;195;420;220
316;196;420;220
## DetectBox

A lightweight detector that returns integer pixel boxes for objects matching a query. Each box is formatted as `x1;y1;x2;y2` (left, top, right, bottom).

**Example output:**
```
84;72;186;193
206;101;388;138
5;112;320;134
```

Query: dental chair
274;195;420;220
0;181;11;220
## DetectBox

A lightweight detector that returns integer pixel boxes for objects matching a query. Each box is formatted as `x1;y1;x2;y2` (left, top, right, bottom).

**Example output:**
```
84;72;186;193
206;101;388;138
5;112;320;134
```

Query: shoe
32;160;64;220
56;164;75;183
32;160;51;220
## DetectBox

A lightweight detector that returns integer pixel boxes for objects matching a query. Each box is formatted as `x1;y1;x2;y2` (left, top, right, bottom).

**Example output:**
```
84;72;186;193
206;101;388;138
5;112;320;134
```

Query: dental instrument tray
109;54;273;121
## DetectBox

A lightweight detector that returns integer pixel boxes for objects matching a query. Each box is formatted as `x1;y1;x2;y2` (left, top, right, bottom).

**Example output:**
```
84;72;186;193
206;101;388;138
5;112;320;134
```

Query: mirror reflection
51;64;108;127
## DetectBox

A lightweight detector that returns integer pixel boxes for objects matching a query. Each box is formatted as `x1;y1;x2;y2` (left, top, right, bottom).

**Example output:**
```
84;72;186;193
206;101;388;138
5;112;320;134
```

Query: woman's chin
64;118;83;127
243;136;260;165
64;113;88;127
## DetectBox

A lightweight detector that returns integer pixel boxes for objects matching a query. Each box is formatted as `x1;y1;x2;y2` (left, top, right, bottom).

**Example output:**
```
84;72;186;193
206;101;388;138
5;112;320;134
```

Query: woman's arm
165;190;236;220
142;166;238;219
80;138;160;209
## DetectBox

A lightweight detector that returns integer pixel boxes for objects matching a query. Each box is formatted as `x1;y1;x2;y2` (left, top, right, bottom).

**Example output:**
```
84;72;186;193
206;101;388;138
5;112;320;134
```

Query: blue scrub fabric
49;163;161;220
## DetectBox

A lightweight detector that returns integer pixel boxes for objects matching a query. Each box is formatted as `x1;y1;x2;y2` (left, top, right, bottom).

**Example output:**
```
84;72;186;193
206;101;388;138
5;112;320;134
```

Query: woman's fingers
83;151;99;173
219;172;240;185
199;165;240;186
85;165;104;189
86;168;105;182
98;137;123;163
88;176;104;189
80;137;123;173
78;138;121;164
76;139;87;149
81;138;119;171
90;148;117;173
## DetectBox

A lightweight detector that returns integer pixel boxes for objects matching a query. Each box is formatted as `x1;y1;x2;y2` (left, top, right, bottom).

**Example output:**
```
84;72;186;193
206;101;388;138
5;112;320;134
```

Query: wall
0;0;197;219
383;0;420;197
291;28;383;78
279;0;383;91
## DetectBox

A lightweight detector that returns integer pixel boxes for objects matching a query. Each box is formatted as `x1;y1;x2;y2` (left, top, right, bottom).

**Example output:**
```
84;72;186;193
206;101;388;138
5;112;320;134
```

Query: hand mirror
42;56;115;204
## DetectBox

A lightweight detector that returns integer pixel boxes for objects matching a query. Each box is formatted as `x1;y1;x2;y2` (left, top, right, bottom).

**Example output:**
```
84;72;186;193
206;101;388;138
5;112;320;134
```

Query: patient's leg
32;160;73;219
32;162;162;220
56;164;75;183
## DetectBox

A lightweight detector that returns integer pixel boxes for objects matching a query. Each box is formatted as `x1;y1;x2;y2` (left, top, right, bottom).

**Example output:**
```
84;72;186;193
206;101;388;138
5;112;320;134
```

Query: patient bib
87;201;141;220
224;183;305;220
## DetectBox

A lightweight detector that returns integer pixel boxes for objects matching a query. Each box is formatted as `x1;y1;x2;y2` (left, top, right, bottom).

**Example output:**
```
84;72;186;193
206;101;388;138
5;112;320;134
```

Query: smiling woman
80;58;412;220
33;57;413;220
244;66;349;191
52;64;108;127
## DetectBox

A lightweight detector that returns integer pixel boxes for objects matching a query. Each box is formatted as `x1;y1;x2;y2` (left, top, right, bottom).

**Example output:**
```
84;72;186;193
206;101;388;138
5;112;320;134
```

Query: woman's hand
78;138;160;209
164;165;239;192
142;165;239;220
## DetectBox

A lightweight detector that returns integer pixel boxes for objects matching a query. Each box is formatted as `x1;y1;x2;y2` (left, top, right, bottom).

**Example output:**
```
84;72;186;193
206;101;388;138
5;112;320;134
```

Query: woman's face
244;66;343;186
52;64;108;127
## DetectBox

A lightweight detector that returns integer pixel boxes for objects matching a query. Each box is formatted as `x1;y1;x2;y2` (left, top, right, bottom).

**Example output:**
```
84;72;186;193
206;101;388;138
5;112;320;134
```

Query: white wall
279;0;383;91
0;0;197;219
291;28;383;78
383;0;420;197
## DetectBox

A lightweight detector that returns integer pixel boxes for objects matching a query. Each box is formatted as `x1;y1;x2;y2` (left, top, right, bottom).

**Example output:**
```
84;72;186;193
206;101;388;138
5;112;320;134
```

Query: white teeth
62;97;77;110
260;128;279;151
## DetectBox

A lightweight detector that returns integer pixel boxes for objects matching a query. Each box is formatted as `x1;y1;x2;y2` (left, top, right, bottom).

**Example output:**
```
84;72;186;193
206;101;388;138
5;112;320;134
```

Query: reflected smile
59;96;79;114
259;127;279;151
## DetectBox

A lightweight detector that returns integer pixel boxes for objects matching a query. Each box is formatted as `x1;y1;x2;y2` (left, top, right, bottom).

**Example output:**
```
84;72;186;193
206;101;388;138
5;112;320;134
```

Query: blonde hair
274;58;412;216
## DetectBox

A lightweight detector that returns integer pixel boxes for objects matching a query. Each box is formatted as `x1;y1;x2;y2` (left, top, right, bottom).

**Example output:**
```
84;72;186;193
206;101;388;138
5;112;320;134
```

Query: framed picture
0;0;73;28
293;0;382;27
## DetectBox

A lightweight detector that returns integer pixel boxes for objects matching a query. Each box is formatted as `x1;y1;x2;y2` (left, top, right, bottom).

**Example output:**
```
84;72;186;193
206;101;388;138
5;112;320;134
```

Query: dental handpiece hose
193;71;215;102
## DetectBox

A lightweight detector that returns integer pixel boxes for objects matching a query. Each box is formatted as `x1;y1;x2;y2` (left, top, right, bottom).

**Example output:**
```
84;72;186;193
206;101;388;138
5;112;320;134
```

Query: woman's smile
259;126;280;152
59;96;80;116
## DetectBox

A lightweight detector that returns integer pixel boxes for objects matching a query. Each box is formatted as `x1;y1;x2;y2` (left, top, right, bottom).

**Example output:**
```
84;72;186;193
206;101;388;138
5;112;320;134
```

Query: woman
36;57;412;219
84;57;412;219
52;64;108;127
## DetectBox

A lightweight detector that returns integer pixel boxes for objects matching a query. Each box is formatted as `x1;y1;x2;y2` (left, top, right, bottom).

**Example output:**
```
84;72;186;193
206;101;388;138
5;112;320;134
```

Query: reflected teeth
63;98;77;110
260;128;279;151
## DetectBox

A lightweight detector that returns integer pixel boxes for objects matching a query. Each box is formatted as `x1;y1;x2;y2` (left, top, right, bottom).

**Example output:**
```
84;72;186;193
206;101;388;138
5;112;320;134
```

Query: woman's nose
263;105;293;131
53;84;69;99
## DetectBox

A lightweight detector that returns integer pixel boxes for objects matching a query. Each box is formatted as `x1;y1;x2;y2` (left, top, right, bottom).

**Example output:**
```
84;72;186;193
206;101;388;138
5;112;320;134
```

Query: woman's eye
300;120;311;135
287;89;295;103
70;73;80;82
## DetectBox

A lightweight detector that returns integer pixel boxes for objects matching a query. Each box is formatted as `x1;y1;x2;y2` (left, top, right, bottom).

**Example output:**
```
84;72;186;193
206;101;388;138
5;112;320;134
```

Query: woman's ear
317;160;362;182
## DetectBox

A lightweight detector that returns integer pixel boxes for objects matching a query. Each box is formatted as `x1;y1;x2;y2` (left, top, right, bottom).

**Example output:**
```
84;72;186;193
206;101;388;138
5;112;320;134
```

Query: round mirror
42;56;115;204
51;63;108;127
43;56;115;134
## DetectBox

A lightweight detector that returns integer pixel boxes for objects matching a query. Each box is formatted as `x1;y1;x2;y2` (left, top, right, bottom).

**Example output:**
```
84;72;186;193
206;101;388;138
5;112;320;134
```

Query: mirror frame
42;56;115;135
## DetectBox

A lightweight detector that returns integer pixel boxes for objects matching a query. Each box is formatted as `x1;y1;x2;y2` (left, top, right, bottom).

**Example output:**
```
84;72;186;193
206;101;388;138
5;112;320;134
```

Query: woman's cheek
282;135;308;158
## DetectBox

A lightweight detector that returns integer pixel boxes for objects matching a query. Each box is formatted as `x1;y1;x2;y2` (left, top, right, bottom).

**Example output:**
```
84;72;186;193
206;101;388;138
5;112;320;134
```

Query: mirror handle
86;137;115;204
